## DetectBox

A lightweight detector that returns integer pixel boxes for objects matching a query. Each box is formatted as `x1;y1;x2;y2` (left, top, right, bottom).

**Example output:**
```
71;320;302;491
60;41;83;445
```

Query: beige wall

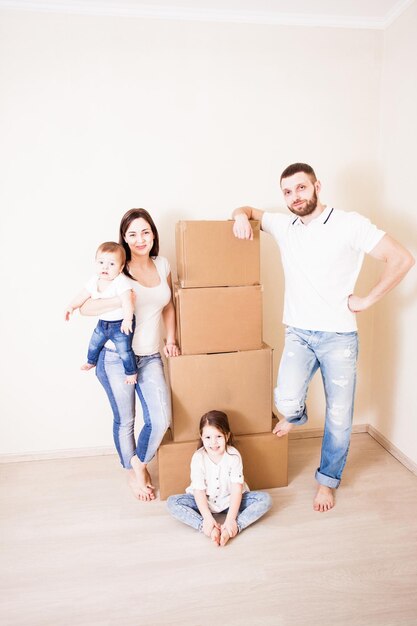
371;1;417;464
0;9;394;456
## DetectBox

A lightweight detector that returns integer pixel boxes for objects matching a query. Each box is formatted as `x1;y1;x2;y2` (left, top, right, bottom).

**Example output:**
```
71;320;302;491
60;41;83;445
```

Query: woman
81;209;180;501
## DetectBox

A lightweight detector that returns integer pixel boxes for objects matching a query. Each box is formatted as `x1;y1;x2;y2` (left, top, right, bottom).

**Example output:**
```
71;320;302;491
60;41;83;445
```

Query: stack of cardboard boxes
158;220;288;499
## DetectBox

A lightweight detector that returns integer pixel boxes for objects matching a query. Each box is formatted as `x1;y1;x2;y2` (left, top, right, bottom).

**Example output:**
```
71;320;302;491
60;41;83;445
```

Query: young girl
167;410;272;546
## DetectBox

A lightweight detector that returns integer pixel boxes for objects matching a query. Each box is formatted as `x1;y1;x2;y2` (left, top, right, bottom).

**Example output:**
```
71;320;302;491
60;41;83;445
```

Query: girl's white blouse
186;446;249;513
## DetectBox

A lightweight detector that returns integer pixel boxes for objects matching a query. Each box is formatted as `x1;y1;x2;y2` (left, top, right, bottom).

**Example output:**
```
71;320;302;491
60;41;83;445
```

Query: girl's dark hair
197;410;236;450
118;208;160;277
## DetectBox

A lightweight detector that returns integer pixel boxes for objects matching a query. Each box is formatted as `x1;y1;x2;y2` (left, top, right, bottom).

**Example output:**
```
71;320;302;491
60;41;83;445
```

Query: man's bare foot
220;528;231;547
313;485;335;512
210;526;221;546
130;456;155;501
125;374;137;385
272;419;294;438
81;363;95;371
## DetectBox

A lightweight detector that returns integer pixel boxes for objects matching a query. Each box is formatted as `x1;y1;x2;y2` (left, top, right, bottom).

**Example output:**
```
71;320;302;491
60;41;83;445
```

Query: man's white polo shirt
262;207;385;332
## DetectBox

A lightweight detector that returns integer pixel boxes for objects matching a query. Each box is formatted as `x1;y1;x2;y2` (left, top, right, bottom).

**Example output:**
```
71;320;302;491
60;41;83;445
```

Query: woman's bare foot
125;373;137;385
220;528;231;547
144;468;155;498
130;456;155;501
210;526;221;546
127;470;151;501
81;363;95;371
313;485;335;512
272;419;294;437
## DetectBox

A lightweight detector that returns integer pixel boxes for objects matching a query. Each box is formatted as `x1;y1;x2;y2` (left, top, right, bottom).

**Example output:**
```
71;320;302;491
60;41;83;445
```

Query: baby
65;241;137;384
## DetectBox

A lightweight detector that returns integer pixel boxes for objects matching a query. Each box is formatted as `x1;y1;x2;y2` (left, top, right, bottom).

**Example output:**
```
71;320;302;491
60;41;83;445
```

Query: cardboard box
236;425;288;491
158;420;288;500
168;345;272;441
176;220;260;288
175;284;263;355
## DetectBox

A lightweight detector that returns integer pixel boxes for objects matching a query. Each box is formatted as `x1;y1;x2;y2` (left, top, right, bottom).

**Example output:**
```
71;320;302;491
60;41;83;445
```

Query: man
232;163;414;512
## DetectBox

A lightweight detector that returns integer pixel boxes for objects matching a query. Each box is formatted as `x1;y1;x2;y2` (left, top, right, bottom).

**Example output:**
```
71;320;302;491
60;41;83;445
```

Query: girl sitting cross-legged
167;410;272;547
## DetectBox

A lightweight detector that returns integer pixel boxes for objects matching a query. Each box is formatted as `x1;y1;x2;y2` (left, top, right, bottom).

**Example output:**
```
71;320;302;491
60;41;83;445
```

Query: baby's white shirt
85;273;131;321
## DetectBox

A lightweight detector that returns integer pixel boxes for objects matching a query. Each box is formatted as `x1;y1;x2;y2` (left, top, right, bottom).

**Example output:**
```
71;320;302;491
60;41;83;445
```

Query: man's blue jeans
275;326;359;489
167;491;272;532
87;318;136;376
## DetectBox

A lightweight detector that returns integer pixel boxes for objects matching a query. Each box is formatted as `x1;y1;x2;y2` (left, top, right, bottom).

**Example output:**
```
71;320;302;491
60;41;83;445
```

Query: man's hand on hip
348;294;371;313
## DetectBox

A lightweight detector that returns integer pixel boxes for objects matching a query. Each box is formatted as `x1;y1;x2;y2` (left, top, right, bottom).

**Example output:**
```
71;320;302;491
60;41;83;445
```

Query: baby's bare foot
81;363;95;371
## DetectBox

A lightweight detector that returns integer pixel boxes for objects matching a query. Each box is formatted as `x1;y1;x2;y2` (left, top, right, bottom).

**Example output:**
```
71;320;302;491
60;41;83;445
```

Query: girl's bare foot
130;456;155;501
81;363;95;371
313;485;335;512
272;419;294;437
125;373;137;385
220;528;231;547
210;526;221;546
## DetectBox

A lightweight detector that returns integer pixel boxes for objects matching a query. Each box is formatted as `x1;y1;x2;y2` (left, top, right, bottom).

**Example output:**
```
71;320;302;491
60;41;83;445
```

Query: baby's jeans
87;317;136;376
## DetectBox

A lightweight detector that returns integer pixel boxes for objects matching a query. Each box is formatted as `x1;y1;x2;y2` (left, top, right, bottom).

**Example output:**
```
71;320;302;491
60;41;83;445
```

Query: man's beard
288;190;318;217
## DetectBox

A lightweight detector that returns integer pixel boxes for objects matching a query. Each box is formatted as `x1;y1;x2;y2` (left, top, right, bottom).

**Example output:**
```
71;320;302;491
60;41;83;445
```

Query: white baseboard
0;446;115;464
367;425;417;476
1;424;416;476
289;423;417;476
289;423;368;439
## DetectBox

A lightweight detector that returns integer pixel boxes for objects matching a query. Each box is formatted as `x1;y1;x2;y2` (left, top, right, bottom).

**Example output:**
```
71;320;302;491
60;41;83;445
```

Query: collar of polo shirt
292;206;334;227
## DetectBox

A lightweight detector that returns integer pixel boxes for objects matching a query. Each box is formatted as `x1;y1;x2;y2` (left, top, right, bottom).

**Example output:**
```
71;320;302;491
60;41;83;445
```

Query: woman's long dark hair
197;410;236;450
119;208;160;277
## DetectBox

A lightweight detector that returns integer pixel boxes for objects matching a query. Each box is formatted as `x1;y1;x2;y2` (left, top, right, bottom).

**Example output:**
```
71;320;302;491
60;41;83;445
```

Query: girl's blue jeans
275;326;359;489
96;348;171;468
167;491;272;533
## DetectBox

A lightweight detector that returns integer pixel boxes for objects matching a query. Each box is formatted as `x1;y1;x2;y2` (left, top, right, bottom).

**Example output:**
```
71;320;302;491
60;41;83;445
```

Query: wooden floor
1;433;417;626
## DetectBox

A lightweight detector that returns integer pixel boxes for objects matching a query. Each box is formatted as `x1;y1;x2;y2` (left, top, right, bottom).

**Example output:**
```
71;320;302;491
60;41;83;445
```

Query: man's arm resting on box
232;206;264;240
